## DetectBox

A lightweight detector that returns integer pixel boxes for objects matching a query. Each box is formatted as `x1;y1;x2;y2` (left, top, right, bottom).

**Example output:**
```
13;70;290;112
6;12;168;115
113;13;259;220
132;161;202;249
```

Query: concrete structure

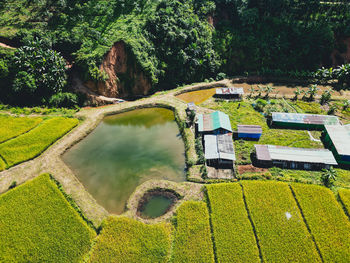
197;111;232;135
254;144;337;170
324;124;350;165
271;112;340;130
204;133;235;168
237;125;262;140
214;87;244;100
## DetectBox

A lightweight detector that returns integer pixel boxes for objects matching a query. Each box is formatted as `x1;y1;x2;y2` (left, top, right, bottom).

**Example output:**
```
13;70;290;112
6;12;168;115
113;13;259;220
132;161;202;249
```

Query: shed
197;111;232;135
271;112;340;130
254;144;337;170
237;125;262;140
204;133;235;168
324;124;350;165
215;87;244;100
186;102;196;112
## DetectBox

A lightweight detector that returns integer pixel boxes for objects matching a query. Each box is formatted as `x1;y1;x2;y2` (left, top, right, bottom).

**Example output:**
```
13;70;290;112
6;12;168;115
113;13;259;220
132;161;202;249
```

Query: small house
324;124;350;165
271;112;340;130
196;111;232;135
204;133;235;168
254;144;337;170
214;87;244;100
237;125;262;140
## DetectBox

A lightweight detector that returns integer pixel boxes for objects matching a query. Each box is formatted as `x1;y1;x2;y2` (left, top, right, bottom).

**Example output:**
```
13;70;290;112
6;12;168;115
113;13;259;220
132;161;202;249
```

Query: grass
0;115;42;143
0;174;95;262
291;101;326;114
0;117;78;168
206;183;260;263
172;201;215;263
203;100;323;164
291;183;350;262
339;189;350;216
176;88;216;105
88;216;171;263
241;181;321;262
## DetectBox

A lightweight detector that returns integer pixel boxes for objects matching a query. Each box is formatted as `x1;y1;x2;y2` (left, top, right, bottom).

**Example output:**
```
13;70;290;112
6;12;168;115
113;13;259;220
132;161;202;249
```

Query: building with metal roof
237;125;262;140
215;87;244;100
271;112;340;130
197;111;232;135
324;124;350;165
254;144;337;170
186;102;196;112
204;133;235;167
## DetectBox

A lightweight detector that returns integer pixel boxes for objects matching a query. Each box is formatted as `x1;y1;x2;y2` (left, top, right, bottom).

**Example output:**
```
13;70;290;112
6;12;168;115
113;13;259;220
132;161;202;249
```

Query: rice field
0;116;78;169
88;216;171;263
206;183;260;263
0;174;95;263
176;88;216;105
241;181;321;262
339;189;350;215
291;184;350;262
172;201;215;263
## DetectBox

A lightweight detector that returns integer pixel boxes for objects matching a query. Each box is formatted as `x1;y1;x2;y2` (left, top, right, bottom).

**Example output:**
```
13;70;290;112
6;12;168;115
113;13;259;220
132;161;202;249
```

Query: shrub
49;92;78;108
0;174;95;263
172;201;215;263
206;183;260;263
320;89;333;105
216;72;227;80
241;181;320;262
320;167;337;188
291;183;350;262
89;217;171;263
195;136;205;164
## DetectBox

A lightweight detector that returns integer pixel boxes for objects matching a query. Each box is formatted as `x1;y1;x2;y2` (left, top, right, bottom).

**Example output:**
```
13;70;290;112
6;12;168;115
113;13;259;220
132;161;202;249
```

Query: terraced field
0;115;78;170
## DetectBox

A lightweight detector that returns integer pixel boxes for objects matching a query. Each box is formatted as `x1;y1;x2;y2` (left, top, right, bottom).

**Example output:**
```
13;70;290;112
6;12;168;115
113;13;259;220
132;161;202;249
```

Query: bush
49;92;78;108
216;72;227;80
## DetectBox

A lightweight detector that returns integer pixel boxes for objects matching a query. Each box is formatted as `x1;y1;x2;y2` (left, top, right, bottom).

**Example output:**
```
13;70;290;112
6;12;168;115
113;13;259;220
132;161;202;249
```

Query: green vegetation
291;101;326;114
291;184;350;262
0;174;95;263
204;100;323;164
339;189;350;216
172;201;215;263
0;115;42;143
0;117;78;168
241;181;320;262
89;216;171;263
206;183;260;263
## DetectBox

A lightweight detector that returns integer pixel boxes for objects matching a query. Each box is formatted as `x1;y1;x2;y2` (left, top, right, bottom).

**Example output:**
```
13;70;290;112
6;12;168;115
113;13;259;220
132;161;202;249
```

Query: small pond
140;195;174;219
62;108;185;214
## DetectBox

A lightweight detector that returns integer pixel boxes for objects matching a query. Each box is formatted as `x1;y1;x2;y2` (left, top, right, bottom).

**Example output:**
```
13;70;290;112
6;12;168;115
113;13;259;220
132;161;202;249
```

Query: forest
0;0;349;106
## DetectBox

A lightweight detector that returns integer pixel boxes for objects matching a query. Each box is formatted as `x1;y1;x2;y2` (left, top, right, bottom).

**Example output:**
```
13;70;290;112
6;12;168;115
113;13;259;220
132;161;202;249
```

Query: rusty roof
238;125;263;134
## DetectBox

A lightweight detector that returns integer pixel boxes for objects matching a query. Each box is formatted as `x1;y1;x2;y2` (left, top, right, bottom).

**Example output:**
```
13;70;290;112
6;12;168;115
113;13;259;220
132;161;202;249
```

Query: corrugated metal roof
204;134;235;161
216;87;244;95
272;112;339;126
325;125;350;156
238;125;263;134
255;144;337;165
255;145;271;160
197;111;232;132
187;102;196;111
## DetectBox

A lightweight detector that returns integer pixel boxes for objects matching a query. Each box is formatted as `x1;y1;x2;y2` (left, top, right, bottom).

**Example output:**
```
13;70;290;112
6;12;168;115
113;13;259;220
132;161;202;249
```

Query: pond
140;195;174;218
62;108;185;214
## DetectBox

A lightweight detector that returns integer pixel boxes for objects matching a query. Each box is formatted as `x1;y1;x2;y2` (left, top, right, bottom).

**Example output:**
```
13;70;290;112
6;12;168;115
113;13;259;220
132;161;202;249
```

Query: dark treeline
0;0;349;106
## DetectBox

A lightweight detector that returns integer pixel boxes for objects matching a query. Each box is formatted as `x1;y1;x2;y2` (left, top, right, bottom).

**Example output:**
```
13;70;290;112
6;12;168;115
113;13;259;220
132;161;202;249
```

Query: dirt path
0;81;228;227
0;42;15;49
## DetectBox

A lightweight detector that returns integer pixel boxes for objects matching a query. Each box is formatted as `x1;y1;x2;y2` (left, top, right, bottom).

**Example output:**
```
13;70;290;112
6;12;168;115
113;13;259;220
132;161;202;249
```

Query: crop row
291;184;350;262
339;189;350;216
172;201;215;263
0;174;95;263
206;183;260;263
0;117;78;169
89;216;171;263
241;181;321;262
0;115;42;144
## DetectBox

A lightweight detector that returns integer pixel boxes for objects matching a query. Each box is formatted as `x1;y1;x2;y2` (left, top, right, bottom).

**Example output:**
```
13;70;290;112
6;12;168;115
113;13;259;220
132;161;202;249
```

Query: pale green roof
197;111;232;133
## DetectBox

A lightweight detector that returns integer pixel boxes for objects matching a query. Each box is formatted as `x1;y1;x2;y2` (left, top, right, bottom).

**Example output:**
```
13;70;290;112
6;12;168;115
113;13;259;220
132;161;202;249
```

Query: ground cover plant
88;216;171;263
0;174;95;262
291;101;326;114
0;115;42;143
206;183;260;263
291;184;350;262
203;100;323;164
339;189;350;216
172;201;215;263
0;117;78;169
241;181;320;262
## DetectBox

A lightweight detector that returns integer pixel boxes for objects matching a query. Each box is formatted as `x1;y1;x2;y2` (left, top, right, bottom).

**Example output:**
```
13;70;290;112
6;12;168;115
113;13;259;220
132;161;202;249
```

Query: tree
293;87;302;100
306;84;319;101
264;85;275;99
321;167;337;188
11;37;67;105
320;88;333;105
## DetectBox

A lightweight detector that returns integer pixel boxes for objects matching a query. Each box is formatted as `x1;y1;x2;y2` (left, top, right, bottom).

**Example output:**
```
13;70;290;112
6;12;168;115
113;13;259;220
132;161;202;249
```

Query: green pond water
62;108;185;214
141;195;174;218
